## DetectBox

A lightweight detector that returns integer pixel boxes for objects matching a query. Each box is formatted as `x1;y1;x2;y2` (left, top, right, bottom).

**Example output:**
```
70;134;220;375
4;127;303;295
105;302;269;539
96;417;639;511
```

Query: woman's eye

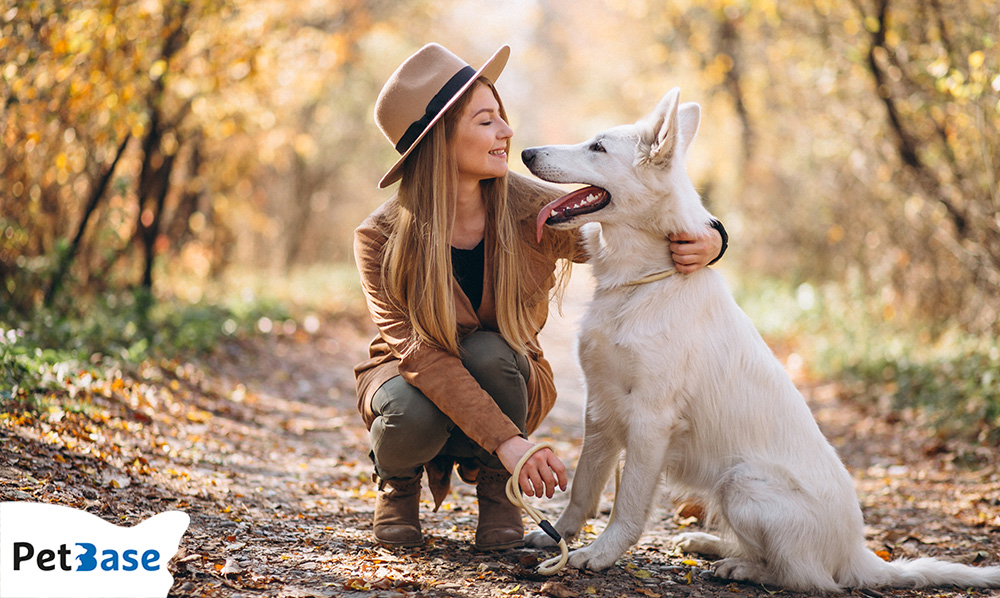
590;141;605;152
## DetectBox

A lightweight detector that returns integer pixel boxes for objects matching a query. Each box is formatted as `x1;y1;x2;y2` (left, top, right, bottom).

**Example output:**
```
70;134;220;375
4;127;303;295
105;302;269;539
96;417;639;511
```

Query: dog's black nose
521;148;537;166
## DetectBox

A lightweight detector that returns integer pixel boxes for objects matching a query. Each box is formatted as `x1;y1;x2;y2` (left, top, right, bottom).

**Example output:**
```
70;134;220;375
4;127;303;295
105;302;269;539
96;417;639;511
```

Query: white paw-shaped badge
0;502;189;598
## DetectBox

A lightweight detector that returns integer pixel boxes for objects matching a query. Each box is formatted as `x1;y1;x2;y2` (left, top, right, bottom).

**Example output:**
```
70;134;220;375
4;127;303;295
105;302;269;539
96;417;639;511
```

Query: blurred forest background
2;0;999;438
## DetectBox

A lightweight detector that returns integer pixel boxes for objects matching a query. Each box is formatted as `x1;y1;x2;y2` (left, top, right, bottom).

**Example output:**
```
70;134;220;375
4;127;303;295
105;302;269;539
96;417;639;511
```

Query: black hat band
394;65;477;154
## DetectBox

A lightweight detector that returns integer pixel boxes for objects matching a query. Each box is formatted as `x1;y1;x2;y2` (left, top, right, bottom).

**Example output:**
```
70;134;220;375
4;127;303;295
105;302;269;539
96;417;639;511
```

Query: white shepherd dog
520;88;1000;592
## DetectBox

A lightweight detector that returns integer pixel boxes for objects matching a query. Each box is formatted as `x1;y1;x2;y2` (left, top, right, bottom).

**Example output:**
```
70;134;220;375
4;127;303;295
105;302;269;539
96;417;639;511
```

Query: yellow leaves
968;50;985;70
703;53;734;86
150;59;168;81
187;409;212;424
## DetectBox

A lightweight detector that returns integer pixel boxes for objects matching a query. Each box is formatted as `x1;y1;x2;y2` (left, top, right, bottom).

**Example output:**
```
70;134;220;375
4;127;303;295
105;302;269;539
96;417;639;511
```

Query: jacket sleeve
353;219;523;455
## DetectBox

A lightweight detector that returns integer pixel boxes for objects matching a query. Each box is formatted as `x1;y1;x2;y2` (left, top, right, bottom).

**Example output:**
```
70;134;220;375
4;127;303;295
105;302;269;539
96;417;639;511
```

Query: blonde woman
353;43;725;550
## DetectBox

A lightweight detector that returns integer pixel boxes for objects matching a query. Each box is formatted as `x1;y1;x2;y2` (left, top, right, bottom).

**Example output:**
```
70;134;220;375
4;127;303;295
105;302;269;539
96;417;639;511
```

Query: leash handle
505;442;570;575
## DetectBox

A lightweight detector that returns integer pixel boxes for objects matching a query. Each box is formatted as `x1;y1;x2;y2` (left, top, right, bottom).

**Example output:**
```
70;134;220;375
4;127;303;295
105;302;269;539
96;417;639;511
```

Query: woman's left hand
669;227;723;273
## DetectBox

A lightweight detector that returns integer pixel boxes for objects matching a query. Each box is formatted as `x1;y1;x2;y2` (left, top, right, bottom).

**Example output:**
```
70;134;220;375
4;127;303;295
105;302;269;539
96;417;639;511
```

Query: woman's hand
495;436;567;498
669;227;723;274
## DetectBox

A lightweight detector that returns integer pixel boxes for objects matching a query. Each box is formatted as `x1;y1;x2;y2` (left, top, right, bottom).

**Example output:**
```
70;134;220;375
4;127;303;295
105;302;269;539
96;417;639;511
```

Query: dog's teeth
550;210;558;217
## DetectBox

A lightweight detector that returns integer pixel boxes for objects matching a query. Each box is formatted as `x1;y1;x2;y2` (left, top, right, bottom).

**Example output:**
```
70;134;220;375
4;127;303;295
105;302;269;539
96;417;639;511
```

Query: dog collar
621;269;677;287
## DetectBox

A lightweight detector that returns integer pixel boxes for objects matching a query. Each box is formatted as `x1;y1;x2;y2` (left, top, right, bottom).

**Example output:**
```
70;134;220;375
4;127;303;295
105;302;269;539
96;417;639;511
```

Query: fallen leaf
540;581;578;598
219;558;242;577
674;502;706;521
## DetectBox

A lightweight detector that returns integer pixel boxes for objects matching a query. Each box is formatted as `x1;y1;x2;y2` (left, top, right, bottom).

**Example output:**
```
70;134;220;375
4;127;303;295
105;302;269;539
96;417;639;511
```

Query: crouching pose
352;44;725;550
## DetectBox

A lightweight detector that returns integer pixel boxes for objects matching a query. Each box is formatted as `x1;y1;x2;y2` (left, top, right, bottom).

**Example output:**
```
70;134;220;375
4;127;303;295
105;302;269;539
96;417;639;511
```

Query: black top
451;239;485;312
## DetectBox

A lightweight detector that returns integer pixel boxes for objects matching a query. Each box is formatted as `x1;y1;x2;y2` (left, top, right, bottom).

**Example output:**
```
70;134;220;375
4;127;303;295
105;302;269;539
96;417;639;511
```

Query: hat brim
378;45;511;189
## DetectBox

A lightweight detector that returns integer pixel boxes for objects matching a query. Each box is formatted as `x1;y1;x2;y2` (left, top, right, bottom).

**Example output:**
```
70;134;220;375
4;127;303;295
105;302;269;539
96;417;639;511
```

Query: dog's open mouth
535;186;611;242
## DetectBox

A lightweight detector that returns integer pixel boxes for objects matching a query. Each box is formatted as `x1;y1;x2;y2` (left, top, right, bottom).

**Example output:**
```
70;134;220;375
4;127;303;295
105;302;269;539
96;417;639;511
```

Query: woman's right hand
495;435;567;498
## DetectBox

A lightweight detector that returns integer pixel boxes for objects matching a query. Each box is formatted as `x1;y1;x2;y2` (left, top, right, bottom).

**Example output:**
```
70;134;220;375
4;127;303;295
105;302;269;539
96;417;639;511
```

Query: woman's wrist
707;219;729;266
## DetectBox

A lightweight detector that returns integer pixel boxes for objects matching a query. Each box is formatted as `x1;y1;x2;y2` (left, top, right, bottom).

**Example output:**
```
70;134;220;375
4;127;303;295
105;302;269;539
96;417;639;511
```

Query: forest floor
1;272;999;598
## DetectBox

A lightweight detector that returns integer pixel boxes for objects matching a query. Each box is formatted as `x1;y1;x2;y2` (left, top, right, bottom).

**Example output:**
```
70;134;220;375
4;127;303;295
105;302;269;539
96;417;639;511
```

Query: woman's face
451;83;513;184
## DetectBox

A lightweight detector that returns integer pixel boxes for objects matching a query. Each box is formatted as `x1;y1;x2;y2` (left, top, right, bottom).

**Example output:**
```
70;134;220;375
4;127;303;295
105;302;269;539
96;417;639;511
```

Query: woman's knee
372;377;452;439
460;331;529;381
459;331;529;430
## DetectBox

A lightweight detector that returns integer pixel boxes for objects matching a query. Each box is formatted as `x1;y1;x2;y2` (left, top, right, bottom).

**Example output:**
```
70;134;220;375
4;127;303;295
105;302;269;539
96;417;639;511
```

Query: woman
353;43;725;551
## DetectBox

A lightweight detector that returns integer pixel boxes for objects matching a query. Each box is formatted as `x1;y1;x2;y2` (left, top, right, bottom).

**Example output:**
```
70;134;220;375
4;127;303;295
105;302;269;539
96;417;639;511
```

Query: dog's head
522;88;702;241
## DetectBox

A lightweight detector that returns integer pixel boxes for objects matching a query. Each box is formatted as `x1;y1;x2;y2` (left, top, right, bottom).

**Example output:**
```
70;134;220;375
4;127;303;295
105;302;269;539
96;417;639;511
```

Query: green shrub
0;289;288;412
732;274;1000;442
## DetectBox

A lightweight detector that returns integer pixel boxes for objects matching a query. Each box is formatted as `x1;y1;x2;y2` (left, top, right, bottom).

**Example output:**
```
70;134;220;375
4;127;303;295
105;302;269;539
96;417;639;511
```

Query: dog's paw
524;529;558;548
672;532;723;556
713;557;768;583
566;545;617;571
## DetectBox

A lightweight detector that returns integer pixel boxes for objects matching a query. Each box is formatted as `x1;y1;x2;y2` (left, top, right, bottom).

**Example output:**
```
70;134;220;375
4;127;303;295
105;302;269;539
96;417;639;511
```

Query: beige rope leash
505;442;569;575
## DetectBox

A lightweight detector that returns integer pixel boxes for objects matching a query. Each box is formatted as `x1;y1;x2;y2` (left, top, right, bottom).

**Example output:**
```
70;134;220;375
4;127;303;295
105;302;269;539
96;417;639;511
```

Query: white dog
520;89;1000;592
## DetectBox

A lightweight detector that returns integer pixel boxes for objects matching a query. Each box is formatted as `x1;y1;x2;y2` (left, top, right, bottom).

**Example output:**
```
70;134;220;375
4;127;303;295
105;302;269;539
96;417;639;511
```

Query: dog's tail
847;548;1000;589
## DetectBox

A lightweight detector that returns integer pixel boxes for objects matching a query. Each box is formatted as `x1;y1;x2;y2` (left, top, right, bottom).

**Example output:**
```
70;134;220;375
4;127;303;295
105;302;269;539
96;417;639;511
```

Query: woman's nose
498;119;513;140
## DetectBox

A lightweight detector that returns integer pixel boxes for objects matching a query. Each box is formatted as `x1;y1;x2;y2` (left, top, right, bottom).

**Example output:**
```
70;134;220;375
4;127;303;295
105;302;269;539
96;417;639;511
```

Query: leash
505;442;570;575
620;268;676;287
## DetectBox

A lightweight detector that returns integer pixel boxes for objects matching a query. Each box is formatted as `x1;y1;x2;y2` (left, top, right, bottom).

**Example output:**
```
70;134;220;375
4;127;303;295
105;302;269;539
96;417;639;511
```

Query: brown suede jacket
353;173;585;497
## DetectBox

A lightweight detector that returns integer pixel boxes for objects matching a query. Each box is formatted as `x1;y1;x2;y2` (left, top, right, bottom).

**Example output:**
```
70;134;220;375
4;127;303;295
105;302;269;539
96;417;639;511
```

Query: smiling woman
450;84;513;190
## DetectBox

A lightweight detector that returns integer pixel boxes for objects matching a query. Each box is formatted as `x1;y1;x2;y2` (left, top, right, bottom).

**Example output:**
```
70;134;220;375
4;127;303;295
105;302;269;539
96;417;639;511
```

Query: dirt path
2;268;998;598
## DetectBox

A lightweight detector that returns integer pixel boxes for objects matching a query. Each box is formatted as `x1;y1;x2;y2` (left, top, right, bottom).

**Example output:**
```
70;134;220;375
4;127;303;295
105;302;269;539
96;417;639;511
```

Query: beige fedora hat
374;43;510;188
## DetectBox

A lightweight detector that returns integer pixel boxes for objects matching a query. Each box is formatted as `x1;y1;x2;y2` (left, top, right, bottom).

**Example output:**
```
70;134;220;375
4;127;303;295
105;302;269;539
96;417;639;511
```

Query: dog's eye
590;141;606;153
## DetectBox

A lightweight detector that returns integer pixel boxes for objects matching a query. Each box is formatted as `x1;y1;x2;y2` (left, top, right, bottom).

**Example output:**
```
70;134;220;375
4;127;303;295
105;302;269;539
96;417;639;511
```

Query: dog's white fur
521;89;1000;591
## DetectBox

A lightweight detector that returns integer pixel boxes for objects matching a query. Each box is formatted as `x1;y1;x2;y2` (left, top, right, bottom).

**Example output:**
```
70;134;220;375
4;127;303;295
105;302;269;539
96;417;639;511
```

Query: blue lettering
75;542;97;571
101;549;119;571
141;549;160;571
122;549;138;571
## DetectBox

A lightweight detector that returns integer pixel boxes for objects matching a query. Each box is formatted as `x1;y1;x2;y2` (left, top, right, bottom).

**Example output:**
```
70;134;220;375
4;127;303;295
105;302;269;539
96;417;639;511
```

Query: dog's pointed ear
676;102;701;156
644;88;681;167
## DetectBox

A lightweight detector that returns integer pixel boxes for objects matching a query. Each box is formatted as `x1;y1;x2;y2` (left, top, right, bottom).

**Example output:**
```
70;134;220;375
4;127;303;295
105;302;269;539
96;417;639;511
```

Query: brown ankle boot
373;474;423;547
475;467;524;551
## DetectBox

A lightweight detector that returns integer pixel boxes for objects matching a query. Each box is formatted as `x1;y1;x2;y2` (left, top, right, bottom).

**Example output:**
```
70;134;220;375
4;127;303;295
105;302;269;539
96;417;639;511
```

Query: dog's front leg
566;425;671;571
525;425;623;548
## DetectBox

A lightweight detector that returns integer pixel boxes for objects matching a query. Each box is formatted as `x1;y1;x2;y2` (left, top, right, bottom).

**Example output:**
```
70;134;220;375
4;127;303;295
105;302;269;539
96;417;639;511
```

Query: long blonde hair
380;79;539;357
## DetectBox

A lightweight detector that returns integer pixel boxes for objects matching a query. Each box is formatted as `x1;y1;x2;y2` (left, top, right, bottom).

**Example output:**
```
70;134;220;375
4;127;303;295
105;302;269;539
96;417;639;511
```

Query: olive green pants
369;331;530;481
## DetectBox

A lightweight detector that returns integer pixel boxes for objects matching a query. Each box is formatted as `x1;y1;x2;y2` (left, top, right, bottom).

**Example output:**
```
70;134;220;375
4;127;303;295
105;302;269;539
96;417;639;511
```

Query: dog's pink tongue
535;186;603;243
536;195;566;243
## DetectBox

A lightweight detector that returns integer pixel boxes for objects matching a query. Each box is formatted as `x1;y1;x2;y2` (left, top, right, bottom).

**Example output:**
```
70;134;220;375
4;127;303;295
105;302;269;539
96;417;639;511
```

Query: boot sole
375;536;424;548
473;539;525;552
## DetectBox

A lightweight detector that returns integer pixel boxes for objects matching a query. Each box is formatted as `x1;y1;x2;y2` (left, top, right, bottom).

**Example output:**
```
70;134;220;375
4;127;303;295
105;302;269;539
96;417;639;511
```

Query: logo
0;502;189;598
